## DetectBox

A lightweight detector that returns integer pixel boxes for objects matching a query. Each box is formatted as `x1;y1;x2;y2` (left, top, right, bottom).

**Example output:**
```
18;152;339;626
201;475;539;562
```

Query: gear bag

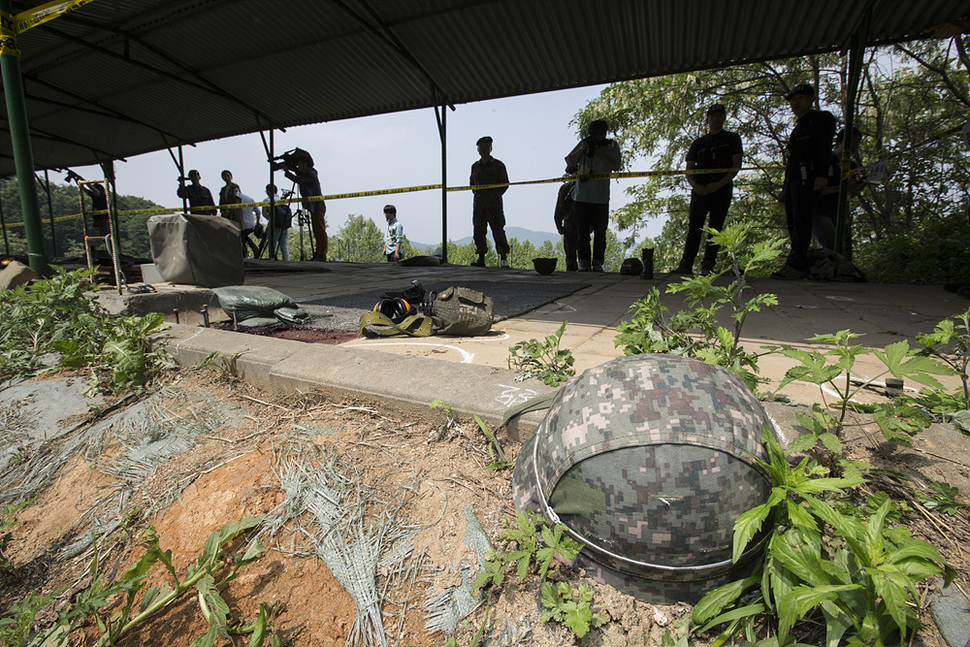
431;286;493;336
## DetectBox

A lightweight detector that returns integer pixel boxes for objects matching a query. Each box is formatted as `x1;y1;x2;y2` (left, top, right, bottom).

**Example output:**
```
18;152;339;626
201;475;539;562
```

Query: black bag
273;203;293;230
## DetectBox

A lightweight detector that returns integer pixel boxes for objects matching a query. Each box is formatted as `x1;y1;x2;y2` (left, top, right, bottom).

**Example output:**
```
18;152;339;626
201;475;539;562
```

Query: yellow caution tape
12;0;93;33
3;120;962;231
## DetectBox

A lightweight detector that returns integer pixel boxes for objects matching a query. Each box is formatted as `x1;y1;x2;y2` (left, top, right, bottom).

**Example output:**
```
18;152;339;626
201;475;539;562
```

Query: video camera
64;169;84;183
270;147;314;171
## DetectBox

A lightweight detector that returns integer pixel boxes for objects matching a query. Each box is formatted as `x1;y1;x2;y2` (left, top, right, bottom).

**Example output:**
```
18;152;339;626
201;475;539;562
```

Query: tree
329;214;386;262
574;43;969;282
1;178;162;260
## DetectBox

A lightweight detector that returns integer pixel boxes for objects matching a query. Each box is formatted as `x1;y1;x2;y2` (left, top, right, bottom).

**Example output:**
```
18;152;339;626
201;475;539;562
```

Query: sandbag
147;213;243;287
213;285;297;322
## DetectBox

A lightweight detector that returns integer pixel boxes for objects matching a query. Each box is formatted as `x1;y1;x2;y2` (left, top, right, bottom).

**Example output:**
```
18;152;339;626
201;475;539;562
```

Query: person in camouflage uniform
512;354;777;603
469;136;511;268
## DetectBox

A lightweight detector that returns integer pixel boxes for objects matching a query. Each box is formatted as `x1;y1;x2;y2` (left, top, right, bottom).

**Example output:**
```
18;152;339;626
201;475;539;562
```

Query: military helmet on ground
511;354;777;603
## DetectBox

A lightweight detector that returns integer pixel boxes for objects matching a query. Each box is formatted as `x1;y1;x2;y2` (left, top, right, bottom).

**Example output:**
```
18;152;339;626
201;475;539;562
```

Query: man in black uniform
176;170;217;215
673;103;743;275
772;83;836;280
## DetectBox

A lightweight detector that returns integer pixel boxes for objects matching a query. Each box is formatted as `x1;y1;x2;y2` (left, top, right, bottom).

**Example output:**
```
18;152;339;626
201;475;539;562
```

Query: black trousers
681;185;732;267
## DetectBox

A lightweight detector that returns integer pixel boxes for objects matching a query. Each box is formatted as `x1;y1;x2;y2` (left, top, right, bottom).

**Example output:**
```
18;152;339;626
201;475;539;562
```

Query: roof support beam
39;23;278;129
328;0;456;110
24;84;182;142
1;0;47;275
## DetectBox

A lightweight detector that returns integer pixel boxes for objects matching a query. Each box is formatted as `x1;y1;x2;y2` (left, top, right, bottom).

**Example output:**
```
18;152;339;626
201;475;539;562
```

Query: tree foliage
575;39;969;282
0;178;161;260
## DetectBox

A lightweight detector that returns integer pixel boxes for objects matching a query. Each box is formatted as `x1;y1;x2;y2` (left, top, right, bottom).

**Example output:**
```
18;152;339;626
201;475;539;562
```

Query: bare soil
1;367;968;647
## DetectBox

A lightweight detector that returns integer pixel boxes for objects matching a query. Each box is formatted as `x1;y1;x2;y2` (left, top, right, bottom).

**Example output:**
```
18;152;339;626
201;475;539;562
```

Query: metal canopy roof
2;0;967;177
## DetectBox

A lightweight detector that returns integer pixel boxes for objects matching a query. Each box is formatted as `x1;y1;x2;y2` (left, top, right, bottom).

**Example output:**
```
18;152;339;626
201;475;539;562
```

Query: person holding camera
280;151;327;262
565;119;622;272
469;136;510;268
673;103;743;276
176;169;216;215
265;184;292;261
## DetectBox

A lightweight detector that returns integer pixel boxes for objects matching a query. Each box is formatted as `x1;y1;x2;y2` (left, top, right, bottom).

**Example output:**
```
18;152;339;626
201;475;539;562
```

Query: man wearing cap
773;83;836;280
176;170;216;216
382;204;404;262
565;119;622;272
673;103;743;276
469;136;511;268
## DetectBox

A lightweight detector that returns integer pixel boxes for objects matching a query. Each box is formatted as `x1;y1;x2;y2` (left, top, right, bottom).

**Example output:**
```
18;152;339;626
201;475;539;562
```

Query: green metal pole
1;0;49;275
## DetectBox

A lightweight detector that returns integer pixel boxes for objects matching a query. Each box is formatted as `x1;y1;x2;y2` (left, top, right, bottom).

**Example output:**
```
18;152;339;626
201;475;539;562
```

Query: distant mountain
410;226;559;251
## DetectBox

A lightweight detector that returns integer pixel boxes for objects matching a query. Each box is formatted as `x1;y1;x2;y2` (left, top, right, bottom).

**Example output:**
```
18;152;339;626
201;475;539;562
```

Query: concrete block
140;263;164;283
0;260;35;290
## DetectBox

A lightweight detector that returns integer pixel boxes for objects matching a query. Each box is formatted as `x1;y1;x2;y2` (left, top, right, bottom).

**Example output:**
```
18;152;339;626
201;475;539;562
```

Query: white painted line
345;341;475;364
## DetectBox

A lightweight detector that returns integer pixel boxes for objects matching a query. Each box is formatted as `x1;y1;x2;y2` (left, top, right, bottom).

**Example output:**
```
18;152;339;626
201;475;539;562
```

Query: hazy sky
67;84;664;247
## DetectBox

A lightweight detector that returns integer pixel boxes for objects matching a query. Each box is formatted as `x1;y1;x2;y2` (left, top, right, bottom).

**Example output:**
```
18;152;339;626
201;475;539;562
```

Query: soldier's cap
707;103;726;115
383;204;396;214
476;136;493;146
785;83;815;100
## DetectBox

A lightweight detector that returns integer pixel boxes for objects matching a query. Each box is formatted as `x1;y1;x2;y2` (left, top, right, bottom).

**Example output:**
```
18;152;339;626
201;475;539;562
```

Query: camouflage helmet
511;354;775;603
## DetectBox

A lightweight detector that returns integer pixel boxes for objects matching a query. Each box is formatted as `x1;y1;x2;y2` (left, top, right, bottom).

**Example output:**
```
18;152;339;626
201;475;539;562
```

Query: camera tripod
282;183;313;261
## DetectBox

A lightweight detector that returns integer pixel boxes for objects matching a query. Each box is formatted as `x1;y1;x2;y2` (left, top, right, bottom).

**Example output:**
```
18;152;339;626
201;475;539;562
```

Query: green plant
769;331;954;454
473;415;511;470
22;515;278;647
692;426;954;647
916;481;969;516
475;511;583;592
0;268;171;393
907;305;970;428
0;592;57;645
474;511;602;642
0;501;31;578
614;223;784;391
195;350;248;380
539;581;607;638
508;321;576;387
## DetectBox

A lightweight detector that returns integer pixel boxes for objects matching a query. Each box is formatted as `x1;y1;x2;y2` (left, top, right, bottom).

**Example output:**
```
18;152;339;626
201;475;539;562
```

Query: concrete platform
110;259;970;418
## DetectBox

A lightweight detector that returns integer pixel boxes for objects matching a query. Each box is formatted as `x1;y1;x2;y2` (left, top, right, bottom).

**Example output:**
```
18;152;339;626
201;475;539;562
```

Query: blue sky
70;84;663;247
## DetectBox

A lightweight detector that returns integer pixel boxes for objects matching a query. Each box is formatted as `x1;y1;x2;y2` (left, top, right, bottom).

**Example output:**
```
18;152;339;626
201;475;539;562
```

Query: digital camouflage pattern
511;354;775;603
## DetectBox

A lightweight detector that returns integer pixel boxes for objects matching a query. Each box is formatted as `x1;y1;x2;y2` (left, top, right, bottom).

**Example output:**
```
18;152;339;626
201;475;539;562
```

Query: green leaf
692;575;759;624
819;432;842;454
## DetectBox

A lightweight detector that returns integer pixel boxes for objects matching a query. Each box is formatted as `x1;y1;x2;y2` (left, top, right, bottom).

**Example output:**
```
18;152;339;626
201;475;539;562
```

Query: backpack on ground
358;282;493;337
431;286;493;336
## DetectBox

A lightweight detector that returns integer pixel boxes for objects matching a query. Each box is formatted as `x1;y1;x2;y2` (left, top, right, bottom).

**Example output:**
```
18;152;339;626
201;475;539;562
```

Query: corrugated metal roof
1;0;966;176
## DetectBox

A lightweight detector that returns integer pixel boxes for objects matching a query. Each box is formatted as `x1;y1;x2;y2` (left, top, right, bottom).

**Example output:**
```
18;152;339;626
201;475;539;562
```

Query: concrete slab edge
149;323;551;443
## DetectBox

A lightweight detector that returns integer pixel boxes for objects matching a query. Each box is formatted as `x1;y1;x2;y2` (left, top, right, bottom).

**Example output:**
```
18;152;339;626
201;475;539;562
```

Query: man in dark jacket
772;83;836;280
673;103;743;276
